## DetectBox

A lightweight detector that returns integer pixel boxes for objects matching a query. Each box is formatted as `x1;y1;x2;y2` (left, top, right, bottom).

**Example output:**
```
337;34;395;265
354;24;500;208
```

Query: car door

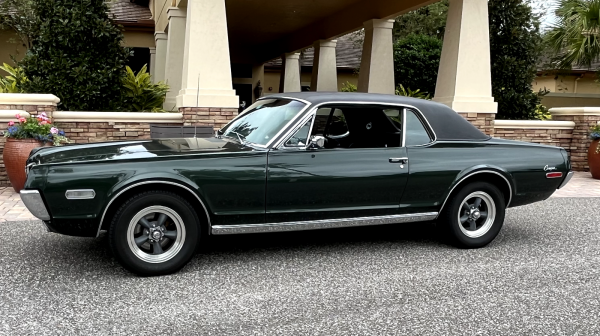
266;104;410;223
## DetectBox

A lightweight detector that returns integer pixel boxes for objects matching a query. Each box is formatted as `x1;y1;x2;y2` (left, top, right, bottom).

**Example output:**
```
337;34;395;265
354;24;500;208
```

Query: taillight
546;172;563;179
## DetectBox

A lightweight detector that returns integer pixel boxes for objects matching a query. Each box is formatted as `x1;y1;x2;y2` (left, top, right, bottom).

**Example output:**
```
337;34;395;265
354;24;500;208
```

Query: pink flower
7;121;14;126
15;113;20;119
50;127;58;134
40;112;47;118
40;120;48;125
18;118;26;123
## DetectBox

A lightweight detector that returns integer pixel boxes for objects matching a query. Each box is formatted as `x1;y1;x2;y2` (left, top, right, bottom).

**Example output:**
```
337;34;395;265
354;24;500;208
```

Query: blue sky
533;0;556;29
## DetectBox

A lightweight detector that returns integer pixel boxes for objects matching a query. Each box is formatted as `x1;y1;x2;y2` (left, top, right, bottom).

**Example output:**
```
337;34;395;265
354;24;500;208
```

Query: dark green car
21;92;573;275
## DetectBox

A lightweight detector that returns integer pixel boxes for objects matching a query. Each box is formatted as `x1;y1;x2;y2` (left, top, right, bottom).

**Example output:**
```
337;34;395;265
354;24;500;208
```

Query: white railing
493;120;575;130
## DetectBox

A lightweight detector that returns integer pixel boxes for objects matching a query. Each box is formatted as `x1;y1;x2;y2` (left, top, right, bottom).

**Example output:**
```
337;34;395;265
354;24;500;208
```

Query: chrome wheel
457;191;496;239
126;206;186;263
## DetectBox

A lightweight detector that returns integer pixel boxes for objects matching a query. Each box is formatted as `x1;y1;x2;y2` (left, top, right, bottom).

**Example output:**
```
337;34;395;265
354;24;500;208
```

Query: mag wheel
441;182;506;248
109;190;200;276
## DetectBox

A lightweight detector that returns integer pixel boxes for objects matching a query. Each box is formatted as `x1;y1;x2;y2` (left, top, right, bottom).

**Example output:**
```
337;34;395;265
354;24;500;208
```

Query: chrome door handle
389;157;408;164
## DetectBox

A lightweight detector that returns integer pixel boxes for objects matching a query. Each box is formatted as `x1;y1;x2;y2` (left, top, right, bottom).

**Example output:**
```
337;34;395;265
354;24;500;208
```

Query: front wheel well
99;182;211;236
441;172;512;213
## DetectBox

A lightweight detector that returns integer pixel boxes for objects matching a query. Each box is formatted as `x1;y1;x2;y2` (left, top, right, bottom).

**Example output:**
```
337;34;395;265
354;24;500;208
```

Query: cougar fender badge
544;165;557;172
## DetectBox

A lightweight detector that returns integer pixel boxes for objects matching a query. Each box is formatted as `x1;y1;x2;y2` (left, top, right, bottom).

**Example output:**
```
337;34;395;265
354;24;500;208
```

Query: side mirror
307;135;325;150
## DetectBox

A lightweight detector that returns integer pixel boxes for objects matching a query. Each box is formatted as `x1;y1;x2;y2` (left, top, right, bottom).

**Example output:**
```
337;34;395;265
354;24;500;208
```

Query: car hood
27;137;256;165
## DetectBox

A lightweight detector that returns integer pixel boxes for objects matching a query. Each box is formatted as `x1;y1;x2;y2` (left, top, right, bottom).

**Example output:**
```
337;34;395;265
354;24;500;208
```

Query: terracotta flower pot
588;139;600;180
3;138;45;193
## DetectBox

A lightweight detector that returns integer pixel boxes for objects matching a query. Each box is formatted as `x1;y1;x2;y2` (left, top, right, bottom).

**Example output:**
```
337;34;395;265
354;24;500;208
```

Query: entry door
233;83;253;113
266;147;409;223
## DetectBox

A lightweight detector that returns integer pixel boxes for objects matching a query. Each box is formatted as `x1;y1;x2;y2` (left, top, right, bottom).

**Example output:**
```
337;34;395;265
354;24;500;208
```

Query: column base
179;107;239;130
457;112;496;136
433;96;498;114
176;89;239;109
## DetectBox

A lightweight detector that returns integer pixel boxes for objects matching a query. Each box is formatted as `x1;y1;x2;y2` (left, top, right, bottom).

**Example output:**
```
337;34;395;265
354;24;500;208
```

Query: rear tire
108;190;200;276
440;182;506;248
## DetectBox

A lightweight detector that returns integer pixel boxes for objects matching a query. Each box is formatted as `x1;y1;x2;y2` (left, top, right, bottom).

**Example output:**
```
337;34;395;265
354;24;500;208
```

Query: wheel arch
96;180;212;237
437;168;514;218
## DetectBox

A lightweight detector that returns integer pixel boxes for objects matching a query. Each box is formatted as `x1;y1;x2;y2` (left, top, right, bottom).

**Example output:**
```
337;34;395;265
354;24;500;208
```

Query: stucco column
153;32;168;83
279;52;301;93
163;7;187;110
310;40;338;92
149;47;156;81
357;19;395;94
176;0;238;108
433;0;497;114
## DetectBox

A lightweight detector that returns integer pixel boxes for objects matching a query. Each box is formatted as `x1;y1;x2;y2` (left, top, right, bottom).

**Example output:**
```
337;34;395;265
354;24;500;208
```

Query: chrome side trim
436;170;513;219
96;181;211;237
211;212;438;235
65;189;96;200
558;171;574;189
272;101;437;149
402;107;407;147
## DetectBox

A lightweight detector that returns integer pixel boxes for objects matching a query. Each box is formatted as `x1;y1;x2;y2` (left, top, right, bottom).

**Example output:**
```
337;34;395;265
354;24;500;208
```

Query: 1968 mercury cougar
20;92;573;275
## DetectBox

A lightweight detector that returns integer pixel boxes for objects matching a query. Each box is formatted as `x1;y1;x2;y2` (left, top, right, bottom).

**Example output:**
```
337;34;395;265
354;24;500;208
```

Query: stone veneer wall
493;128;574;148
180;107;239;129
550;110;600;171
53;121;176;144
458;112;495;136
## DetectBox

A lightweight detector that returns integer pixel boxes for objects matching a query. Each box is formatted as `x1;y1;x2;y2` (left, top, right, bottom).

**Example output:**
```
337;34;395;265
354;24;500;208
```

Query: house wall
0;29;26;69
123;31;155;48
534;74;600;95
153;0;173;33
263;69;358;94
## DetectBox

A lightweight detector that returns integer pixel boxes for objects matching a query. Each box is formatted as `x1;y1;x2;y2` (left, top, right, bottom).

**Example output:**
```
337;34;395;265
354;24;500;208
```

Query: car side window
285;118;312;147
405;109;432;146
325;109;349;138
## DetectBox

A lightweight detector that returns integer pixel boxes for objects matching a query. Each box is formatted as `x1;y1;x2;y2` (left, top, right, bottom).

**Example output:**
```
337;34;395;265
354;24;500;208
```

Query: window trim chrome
403;107;436;148
272;101;437;150
211;212;438;235
96;180;212;237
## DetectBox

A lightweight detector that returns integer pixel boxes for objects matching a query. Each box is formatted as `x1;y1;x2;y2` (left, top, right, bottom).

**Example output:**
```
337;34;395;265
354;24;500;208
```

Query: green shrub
20;0;129;111
395;84;431;100
122;65;169;112
340;81;357;92
393;34;442;97
0;63;27;93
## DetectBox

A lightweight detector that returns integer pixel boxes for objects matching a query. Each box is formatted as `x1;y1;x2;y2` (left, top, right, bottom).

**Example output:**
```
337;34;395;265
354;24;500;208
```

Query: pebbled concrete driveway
1;198;599;335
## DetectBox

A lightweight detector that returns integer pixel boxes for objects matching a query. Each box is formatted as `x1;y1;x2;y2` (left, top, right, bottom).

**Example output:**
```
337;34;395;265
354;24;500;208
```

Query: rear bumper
558;171;574;190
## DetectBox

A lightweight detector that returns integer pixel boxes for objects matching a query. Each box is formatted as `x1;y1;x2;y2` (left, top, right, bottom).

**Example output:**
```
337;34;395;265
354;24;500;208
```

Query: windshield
220;98;307;146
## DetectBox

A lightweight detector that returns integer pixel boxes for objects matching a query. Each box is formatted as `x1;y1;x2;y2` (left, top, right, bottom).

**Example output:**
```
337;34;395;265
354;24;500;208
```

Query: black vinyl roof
263;92;490;141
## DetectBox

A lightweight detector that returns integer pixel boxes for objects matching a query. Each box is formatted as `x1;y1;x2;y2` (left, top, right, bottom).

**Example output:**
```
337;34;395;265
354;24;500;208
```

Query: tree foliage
489;0;544;120
0;0;37;49
393;34;442;96
20;0;129;111
393;0;449;40
546;0;600;69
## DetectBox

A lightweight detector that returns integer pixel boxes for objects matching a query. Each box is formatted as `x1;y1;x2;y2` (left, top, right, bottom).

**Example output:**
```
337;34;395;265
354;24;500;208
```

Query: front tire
440;182;506;248
108;190;200;276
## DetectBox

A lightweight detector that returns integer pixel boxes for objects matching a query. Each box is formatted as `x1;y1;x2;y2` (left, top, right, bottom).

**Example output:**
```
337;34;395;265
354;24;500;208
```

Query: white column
357;19;395;94
433;0;497;113
279;53;301;93
310;40;338;92
149;47;156;81
176;0;238;108
153;32;168;83
163;7;186;110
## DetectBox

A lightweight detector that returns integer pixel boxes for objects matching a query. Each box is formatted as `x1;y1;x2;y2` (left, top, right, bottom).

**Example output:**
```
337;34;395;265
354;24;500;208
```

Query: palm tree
547;0;600;69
